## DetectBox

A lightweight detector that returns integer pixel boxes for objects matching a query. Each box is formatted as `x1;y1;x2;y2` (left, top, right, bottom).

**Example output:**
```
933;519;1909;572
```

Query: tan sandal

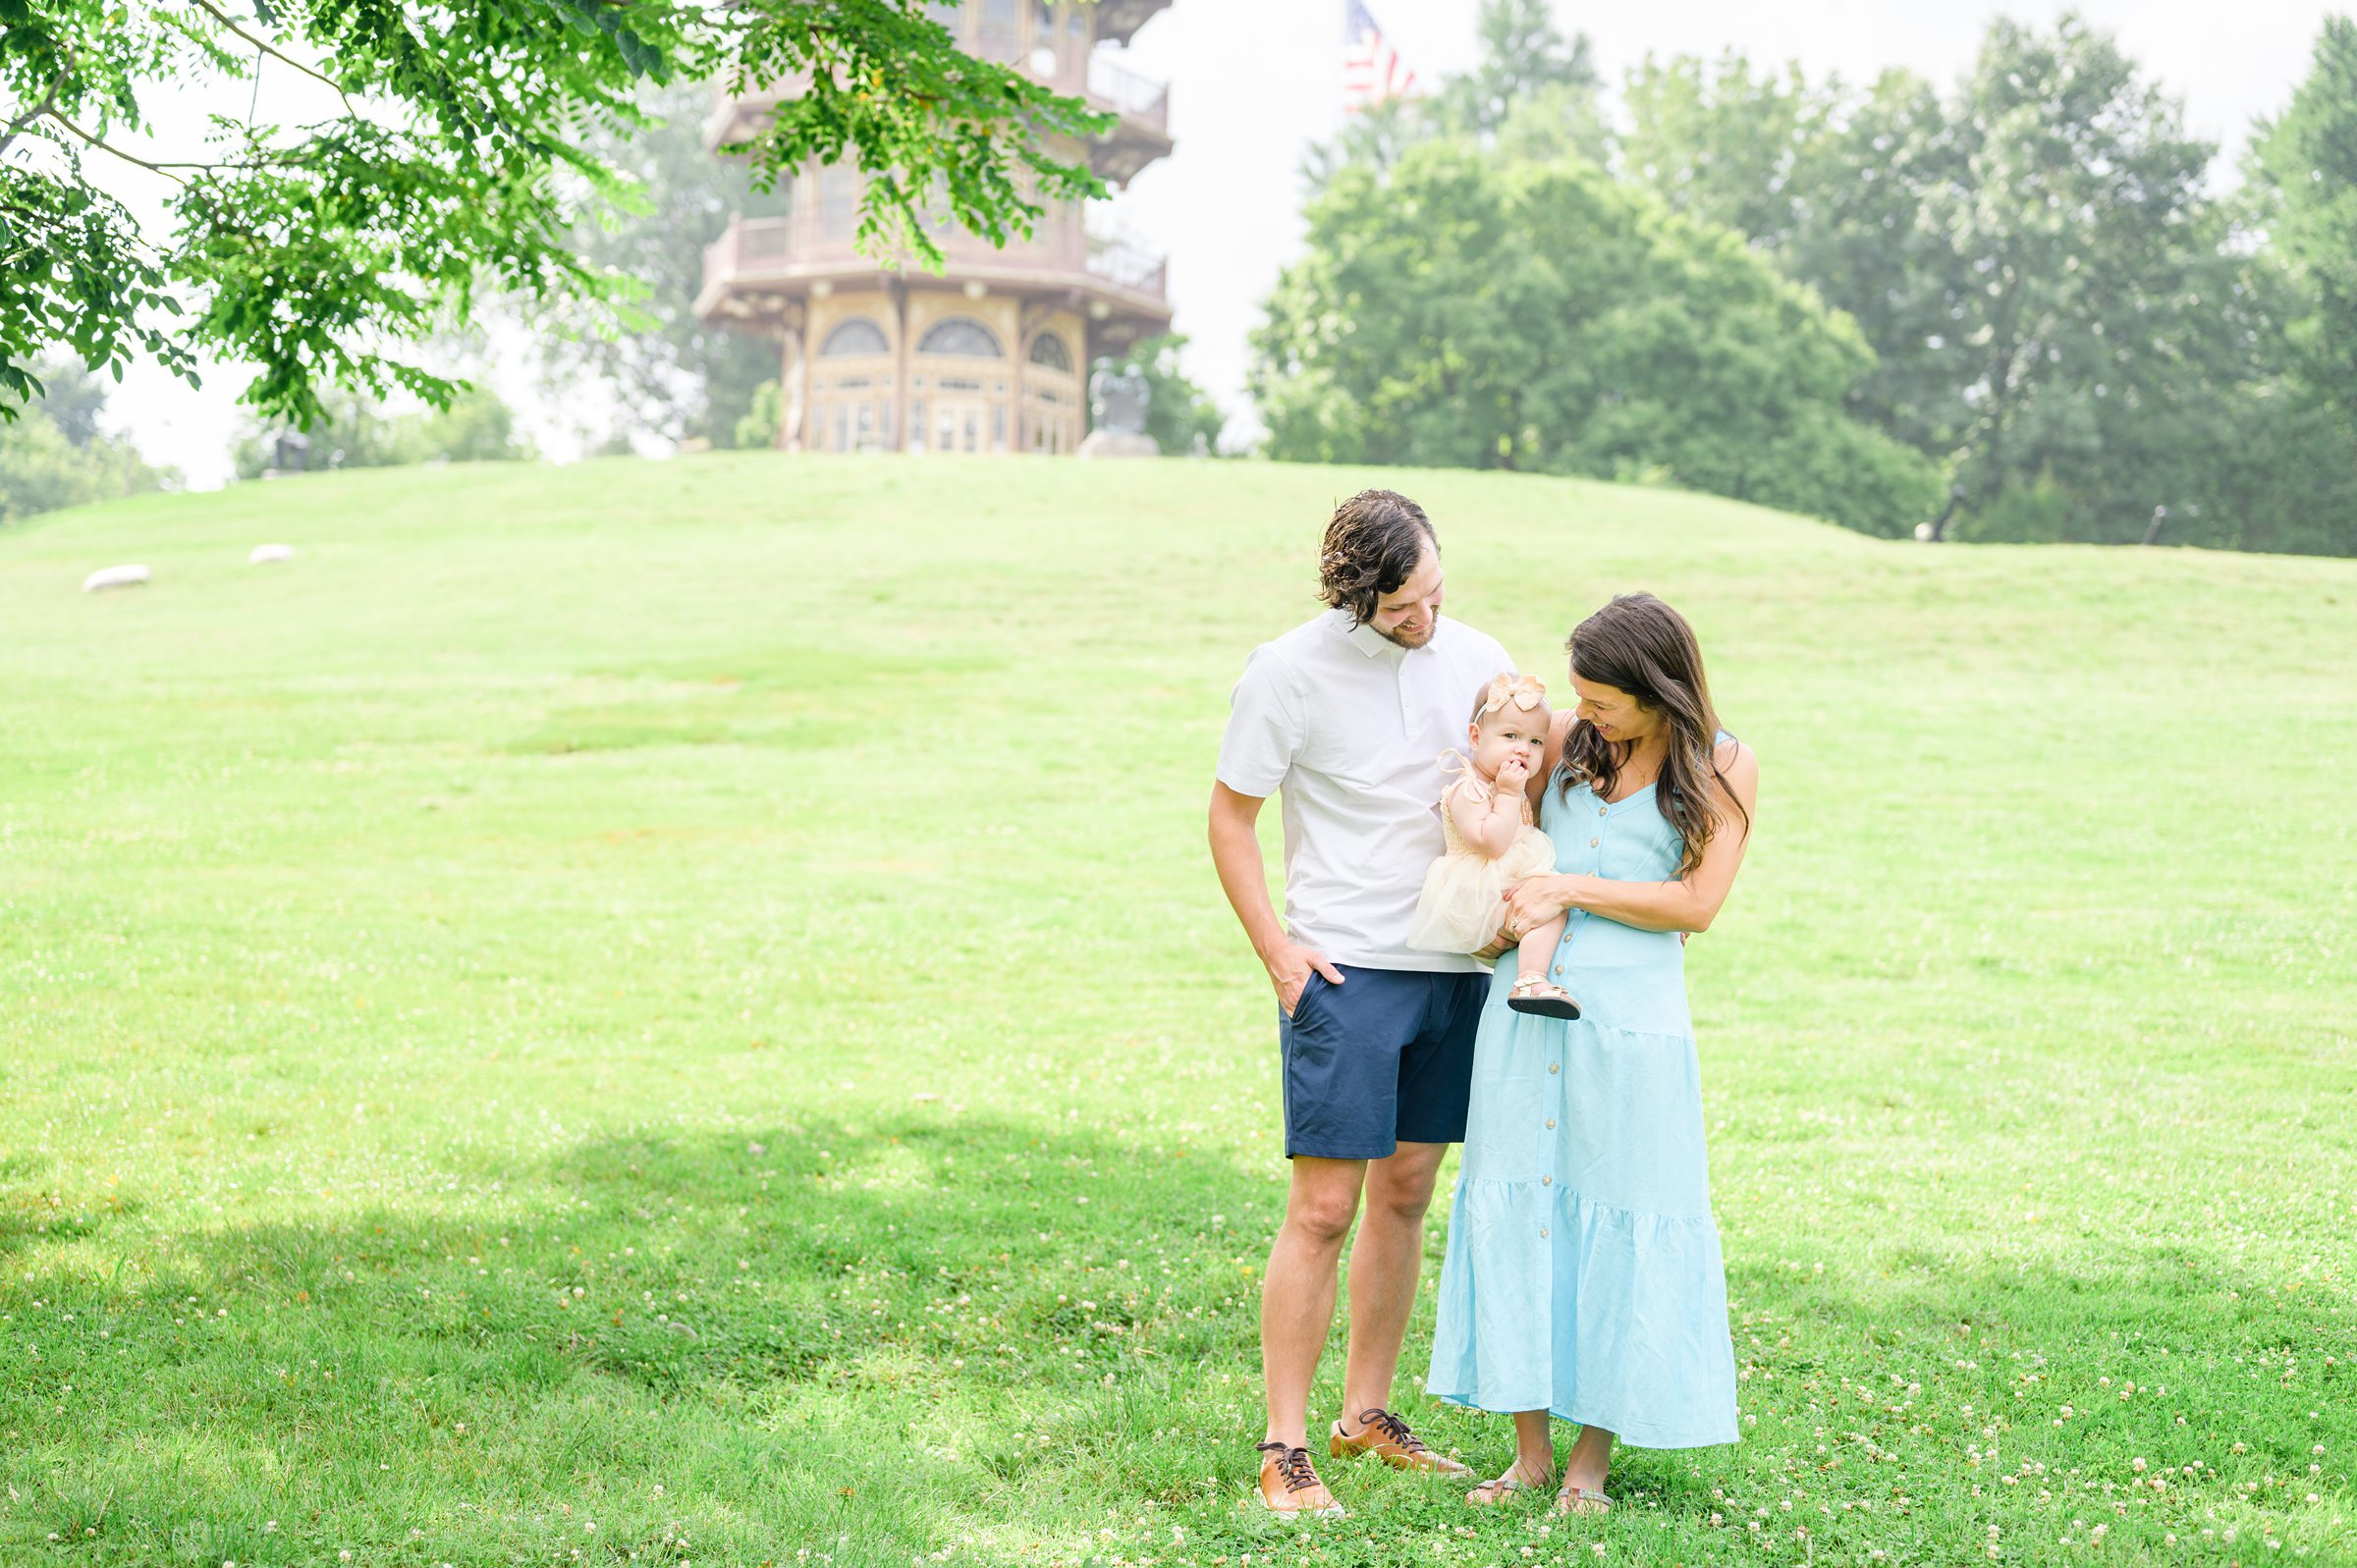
1556;1483;1611;1515
1507;975;1581;1020
1466;1463;1555;1506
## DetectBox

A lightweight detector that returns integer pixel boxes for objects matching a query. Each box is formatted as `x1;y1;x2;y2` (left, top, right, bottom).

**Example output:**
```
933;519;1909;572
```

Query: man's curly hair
1319;489;1436;626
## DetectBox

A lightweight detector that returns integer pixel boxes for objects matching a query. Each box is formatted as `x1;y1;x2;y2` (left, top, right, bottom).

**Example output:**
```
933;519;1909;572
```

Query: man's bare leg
1260;1156;1366;1449
1337;1139;1447;1432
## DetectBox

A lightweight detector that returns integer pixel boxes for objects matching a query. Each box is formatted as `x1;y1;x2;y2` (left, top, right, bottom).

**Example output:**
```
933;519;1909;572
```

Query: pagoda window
820;319;891;357
1027;332;1071;371
917;318;1004;357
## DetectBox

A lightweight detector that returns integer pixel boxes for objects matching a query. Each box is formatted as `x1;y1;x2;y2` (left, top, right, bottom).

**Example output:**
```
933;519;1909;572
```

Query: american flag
1342;0;1415;111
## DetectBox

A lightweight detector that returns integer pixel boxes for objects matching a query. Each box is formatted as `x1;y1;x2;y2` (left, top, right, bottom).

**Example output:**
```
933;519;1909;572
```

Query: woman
1425;592;1758;1513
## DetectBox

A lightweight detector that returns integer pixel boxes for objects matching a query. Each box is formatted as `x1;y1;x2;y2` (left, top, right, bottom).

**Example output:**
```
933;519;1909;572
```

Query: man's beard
1378;617;1438;649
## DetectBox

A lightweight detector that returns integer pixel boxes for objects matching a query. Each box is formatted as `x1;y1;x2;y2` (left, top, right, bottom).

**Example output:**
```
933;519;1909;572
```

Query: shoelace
1356;1408;1432;1454
1255;1440;1323;1494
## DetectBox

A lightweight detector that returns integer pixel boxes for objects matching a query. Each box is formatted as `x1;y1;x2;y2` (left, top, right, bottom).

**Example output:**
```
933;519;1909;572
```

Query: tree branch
0;51;77;161
186;0;358;118
44;112;195;186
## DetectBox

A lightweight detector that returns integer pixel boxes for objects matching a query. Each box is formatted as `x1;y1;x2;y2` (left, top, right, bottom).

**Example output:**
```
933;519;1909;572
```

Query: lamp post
1916;482;1966;543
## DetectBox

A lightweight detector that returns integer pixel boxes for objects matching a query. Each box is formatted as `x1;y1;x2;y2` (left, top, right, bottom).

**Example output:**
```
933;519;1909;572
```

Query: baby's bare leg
1513;914;1568;984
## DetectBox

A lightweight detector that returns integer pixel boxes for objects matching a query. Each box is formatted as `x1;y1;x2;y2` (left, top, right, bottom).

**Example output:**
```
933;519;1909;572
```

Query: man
1208;488;1512;1518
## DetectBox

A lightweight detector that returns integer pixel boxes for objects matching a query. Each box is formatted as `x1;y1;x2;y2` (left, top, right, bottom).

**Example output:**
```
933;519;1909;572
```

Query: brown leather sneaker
1254;1440;1345;1518
1329;1407;1472;1476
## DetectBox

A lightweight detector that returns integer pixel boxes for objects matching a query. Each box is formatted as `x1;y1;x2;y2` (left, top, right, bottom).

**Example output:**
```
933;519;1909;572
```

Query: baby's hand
1494;754;1531;786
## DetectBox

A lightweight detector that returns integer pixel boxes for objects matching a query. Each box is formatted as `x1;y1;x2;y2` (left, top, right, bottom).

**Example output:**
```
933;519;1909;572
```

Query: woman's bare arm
1501;742;1759;935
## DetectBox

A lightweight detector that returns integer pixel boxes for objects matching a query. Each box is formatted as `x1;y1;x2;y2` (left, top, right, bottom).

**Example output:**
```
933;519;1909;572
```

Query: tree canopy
1253;141;1942;534
2250;16;2357;424
531;77;793;453
1266;3;2357;555
0;358;171;520
0;0;1110;428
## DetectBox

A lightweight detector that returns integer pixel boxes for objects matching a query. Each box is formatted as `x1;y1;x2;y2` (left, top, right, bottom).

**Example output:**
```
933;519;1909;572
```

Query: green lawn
2;455;2352;1568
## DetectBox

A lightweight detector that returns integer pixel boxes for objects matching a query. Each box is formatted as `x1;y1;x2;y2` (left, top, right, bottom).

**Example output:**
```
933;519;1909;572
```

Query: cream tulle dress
1407;757;1558;956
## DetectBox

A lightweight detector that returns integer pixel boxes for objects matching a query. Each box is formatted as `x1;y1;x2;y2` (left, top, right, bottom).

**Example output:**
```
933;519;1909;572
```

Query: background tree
0;359;173;521
0;1;1110;428
1253;141;1942;534
532;78;793;451
1611;16;2354;551
1930;19;2230;541
1306;0;1607;188
1095;333;1223;456
2248;16;2357;424
1435;0;1598;138
1619;59;1970;459
2201;16;2357;556
231;386;532;478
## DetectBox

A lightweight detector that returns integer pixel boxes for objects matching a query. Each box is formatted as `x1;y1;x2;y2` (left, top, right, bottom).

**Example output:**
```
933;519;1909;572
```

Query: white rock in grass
248;543;295;565
82;565;150;593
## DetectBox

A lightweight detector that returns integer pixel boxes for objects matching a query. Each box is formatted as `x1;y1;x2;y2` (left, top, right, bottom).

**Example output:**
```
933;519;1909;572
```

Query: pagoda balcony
694;213;1170;327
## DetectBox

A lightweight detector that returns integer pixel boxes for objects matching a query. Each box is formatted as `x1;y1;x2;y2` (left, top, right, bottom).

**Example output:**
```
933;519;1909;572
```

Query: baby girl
1407;673;1580;1018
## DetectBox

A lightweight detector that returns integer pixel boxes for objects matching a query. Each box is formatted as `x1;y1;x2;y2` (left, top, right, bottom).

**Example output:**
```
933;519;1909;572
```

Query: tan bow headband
1476;672;1548;718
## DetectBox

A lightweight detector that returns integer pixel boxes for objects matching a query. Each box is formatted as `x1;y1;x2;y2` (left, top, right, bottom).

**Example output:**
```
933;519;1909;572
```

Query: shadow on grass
0;1113;1279;1560
16;1118;2347;1562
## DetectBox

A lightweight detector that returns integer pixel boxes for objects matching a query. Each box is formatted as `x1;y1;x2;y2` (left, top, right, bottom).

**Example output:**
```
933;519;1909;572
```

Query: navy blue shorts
1278;964;1489;1160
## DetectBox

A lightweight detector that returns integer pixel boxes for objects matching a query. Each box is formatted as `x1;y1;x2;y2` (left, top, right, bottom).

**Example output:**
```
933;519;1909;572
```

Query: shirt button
1552;965;1564;976
1545;1118;1556;1130
1539;1226;1550;1238
1598;806;1607;817
1589;837;1599;847
1542;1174;1554;1186
1547;1062;1560;1074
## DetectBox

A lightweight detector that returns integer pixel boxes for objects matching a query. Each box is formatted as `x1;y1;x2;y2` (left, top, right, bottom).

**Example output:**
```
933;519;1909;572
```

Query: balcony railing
702;214;1168;307
1086;54;1170;135
1084;235;1168;297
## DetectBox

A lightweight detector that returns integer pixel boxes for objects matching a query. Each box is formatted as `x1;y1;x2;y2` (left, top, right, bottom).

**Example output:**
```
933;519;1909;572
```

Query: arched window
819;318;890;357
1027;332;1072;371
917;317;1004;357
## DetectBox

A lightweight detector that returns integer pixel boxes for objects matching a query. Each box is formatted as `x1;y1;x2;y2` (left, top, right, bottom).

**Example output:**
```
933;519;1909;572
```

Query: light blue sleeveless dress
1425;758;1739;1448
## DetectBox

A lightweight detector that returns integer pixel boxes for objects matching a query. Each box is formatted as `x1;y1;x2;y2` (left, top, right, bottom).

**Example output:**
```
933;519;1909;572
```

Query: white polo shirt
1217;609;1516;973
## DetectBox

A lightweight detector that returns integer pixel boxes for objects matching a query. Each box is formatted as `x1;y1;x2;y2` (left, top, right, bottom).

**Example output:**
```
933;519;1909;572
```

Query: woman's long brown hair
1557;593;1747;878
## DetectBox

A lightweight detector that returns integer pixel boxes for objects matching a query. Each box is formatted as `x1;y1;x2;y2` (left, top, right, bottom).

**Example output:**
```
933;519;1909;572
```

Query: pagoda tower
694;0;1177;455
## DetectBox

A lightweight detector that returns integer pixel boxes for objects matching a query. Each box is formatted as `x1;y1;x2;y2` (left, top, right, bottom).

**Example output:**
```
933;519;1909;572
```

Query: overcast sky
92;1;2348;484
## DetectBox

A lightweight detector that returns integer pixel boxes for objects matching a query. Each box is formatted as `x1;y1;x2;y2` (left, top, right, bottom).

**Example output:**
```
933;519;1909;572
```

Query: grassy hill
2;456;2352;1566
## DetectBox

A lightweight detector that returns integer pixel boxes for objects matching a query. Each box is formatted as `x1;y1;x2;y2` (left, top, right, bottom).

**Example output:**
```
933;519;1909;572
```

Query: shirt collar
1340;610;1408;660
